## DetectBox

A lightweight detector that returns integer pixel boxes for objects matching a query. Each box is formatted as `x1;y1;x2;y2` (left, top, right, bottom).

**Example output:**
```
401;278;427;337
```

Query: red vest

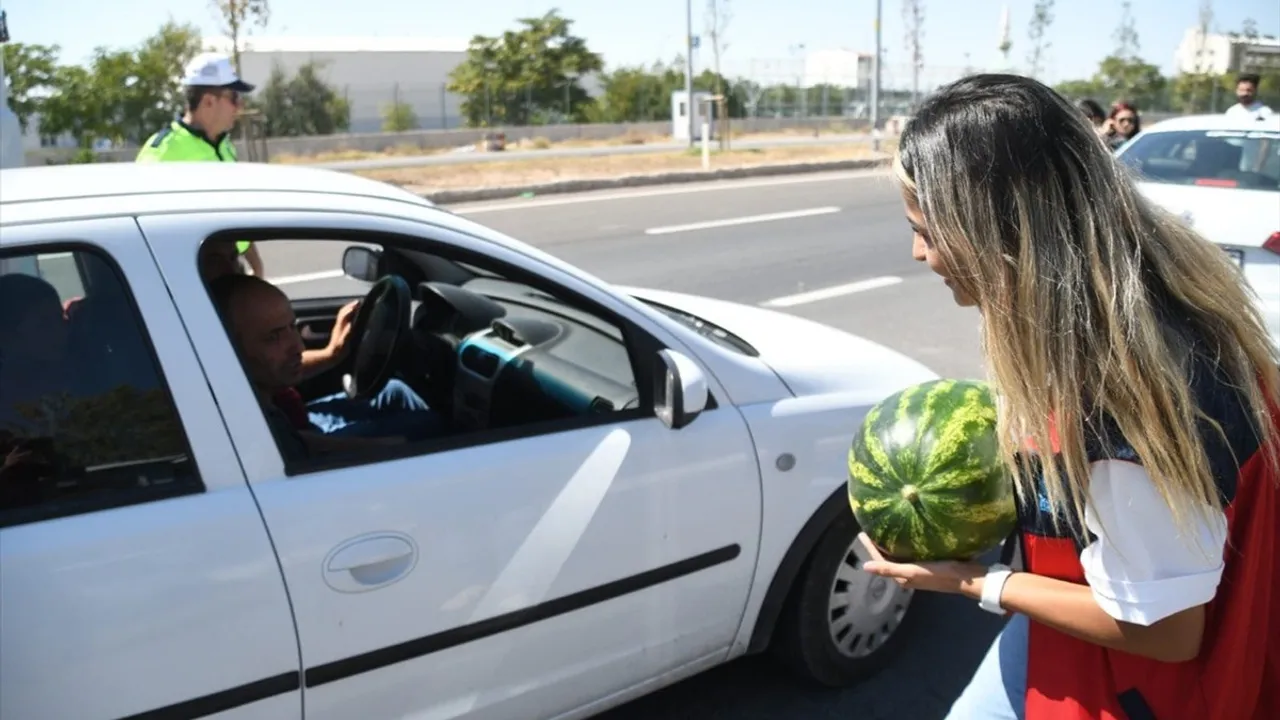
1018;395;1280;719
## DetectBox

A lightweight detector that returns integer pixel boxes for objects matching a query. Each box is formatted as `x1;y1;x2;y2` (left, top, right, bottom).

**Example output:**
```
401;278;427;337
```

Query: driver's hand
326;300;361;358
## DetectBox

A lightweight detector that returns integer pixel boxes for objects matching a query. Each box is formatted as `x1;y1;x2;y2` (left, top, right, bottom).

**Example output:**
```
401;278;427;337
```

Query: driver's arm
299;299;360;381
301;348;341;380
242;244;265;277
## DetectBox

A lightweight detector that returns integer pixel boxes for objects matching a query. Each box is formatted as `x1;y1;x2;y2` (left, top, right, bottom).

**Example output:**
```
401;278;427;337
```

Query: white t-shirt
1225;101;1275;119
1078;460;1228;627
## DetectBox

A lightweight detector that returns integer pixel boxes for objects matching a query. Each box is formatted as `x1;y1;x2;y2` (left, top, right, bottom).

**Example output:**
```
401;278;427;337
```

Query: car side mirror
342;246;382;282
653;349;708;430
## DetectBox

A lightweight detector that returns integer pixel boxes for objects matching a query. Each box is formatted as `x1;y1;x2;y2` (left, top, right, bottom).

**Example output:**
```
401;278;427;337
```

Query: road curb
419;156;890;204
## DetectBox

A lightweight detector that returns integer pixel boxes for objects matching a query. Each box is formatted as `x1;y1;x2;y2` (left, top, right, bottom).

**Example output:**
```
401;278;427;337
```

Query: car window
1118;129;1280;192
202;236;652;473
254;239;376;300
0;247;201;528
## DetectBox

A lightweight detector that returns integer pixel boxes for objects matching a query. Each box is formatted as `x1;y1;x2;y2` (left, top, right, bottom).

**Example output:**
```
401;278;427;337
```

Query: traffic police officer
137;52;264;277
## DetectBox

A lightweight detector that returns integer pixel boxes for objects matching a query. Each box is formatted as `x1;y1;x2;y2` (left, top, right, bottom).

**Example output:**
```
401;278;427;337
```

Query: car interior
1122;130;1280;190
208;236;654;446
1;249;198;521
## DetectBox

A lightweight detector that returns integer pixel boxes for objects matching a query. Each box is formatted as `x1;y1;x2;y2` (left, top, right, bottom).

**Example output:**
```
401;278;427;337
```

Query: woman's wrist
955;564;990;600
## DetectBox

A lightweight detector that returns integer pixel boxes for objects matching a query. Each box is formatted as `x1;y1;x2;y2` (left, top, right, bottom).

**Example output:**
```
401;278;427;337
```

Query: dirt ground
356;143;890;193
272;124;867;165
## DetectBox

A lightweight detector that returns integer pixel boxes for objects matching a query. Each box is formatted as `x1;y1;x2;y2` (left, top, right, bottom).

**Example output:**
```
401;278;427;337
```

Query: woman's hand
857;533;988;599
856;533;1206;662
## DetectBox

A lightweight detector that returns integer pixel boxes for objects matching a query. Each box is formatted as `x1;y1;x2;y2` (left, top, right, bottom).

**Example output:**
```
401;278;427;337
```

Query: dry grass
357;143;890;194
273;126;870;165
273;145;451;164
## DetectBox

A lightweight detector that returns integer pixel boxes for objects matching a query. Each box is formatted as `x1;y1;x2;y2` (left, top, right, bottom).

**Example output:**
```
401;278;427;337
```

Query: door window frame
0;221;244;528
198;221;708;477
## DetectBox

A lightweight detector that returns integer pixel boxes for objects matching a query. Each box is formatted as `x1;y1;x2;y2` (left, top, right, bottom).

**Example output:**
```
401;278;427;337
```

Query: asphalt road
311;133;877;172
259;171;999;719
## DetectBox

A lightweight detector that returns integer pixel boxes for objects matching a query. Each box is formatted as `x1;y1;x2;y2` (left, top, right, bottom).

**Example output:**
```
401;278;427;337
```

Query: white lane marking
468;427;632;620
761;275;904;308
644;206;841;236
269;269;346;285
451;169;889;215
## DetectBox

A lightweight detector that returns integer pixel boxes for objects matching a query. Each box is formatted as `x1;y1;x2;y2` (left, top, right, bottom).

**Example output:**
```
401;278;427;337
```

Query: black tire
772;511;918;687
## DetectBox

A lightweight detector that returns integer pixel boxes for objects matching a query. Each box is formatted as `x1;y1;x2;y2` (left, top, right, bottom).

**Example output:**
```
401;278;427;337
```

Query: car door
0;219;301;719
139;206;764;720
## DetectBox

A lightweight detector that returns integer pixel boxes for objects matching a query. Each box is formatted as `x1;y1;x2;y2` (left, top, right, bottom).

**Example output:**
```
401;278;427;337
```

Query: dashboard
411;278;640;432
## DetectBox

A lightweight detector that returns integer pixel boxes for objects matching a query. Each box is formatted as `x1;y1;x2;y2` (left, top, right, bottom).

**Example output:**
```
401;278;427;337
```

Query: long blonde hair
893;74;1279;534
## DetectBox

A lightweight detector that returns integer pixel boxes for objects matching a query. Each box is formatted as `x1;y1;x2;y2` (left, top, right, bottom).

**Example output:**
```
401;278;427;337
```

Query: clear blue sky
8;0;1279;83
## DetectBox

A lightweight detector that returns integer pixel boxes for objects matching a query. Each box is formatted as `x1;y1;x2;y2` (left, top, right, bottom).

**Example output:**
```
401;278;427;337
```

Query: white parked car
1116;113;1280;347
0;163;937;720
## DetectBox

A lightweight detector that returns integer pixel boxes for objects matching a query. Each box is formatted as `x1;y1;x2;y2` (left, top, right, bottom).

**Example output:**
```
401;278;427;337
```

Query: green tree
1112;0;1141;61
39;54;132;148
1170;72;1218;113
2;42;60;132
588;60;746;124
1054;78;1103;102
37;23;202;148
381;101;418;132
590;61;683;123
209;0;270;75
131;21;204;134
1094;55;1166;109
447;10;603;127
257;61;350;137
1025;0;1055;80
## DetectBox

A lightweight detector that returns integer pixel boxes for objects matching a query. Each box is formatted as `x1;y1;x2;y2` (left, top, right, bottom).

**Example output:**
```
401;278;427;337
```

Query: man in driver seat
200;242;437;438
209;274;443;458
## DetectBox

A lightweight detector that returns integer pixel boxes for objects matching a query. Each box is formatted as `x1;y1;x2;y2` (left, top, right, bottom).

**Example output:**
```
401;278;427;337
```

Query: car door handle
322;532;418;594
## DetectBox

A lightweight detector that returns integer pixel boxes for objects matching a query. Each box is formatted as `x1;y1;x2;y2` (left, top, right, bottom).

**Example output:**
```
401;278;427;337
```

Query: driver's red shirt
272;388;311;430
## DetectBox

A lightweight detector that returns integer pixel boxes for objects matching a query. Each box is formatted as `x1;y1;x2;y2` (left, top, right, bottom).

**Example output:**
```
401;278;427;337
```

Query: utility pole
870;0;882;138
685;0;695;147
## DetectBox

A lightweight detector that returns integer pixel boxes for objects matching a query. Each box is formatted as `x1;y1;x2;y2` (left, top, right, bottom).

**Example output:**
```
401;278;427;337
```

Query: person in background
1225;73;1274;120
1102;101;1140;150
1075;99;1109;143
1076;99;1105;129
863;73;1280;720
136;52;265;277
202;251;441;442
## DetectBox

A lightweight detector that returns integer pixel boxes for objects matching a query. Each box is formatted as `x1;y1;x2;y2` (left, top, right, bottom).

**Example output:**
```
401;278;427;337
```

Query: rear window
1117;129;1280;192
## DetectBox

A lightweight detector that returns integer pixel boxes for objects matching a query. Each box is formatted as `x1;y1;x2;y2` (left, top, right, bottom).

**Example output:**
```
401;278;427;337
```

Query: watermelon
847;379;1016;562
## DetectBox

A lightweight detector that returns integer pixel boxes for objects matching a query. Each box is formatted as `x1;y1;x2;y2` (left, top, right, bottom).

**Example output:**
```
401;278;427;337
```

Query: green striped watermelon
847;379;1016;562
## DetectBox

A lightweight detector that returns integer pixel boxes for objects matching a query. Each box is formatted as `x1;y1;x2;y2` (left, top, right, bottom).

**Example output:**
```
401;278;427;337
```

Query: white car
0;163;937;720
1116;113;1280;347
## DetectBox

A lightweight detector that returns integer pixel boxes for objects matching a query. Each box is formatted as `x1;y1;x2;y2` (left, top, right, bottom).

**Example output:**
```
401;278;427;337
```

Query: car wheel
773;511;917;687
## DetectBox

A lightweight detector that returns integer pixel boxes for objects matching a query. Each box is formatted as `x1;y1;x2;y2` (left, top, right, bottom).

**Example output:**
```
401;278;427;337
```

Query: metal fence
329;61;988;133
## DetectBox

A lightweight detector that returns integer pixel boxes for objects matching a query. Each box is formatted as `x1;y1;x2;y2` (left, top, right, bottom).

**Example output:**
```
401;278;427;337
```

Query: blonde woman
860;74;1280;720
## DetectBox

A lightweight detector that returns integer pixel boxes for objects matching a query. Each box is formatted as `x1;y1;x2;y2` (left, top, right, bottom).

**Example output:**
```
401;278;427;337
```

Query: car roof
0;162;434;209
1141;113;1280;134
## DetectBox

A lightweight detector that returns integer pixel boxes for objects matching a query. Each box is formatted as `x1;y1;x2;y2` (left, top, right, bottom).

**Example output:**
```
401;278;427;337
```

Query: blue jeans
306;378;444;442
946;612;1029;720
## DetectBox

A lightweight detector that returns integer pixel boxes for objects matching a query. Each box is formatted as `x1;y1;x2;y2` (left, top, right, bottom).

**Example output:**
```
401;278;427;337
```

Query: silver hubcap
826;538;913;659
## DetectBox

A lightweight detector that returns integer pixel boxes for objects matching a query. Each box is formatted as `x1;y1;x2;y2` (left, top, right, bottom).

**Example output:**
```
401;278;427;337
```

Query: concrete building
801;49;873;90
1174;28;1280;76
203;36;469;133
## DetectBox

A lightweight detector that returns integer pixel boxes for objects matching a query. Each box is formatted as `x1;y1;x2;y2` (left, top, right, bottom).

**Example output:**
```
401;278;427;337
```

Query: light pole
870;0;882;139
685;0;695;147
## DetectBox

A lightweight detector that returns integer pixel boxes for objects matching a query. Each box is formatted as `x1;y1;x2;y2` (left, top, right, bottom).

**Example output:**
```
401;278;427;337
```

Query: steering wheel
342;275;412;402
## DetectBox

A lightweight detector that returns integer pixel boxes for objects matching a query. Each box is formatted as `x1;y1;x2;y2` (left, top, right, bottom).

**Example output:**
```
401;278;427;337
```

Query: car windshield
639;300;759;357
1117;129;1280;192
